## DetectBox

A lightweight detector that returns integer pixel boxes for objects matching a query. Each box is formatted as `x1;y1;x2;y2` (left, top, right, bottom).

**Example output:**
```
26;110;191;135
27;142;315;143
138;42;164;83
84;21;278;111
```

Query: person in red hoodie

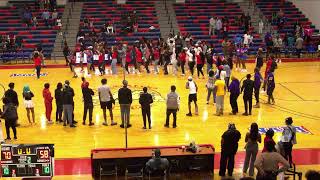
196;48;205;78
43;83;53;124
135;46;143;74
98;50;105;76
179;48;187;75
34;52;42;79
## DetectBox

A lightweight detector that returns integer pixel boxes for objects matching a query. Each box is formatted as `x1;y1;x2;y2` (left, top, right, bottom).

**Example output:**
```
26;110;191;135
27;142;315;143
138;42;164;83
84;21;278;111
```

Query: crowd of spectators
0;34;22;54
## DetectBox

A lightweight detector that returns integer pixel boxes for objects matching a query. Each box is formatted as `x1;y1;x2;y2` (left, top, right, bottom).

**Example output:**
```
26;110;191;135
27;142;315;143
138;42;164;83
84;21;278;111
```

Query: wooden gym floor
0;59;320;179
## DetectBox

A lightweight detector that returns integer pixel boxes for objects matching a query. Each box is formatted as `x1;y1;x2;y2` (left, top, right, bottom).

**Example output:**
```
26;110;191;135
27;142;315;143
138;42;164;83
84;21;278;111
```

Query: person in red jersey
179;48;187;76
33;52;42;79
43;83;53;124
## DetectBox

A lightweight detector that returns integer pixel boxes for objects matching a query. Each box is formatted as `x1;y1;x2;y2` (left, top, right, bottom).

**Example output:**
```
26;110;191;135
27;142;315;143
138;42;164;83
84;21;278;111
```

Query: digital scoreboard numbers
1;144;54;178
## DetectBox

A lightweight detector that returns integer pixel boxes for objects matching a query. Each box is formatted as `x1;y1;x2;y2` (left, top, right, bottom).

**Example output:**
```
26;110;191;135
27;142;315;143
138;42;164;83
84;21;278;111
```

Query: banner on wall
258;126;312;135
10;73;49;77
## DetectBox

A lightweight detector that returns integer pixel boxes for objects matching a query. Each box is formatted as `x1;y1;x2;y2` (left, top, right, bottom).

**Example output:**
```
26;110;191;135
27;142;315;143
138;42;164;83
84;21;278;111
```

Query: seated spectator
83;16;89;27
32;15;38;27
42;9;51;27
51;9;58;26
106;22;114;34
145;149;169;174
305;170;320;180
22;8;32;27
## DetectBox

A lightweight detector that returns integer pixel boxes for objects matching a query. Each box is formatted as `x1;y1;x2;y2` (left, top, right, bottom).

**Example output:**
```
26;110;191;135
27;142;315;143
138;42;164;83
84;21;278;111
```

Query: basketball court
0;60;320;179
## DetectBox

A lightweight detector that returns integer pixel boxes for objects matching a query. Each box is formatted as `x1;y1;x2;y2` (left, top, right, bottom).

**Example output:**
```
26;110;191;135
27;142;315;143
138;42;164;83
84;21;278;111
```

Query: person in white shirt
98;78;117;126
216;18;222;37
187;47;195;76
258;19;264;34
280;117;297;167
243;32;252;47
209;16;216;35
171;50;178;75
186;76;198;116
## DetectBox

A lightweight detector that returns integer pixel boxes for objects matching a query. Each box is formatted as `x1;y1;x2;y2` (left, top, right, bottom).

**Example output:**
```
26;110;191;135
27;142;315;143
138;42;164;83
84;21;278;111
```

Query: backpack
167;93;178;109
2;104;18;120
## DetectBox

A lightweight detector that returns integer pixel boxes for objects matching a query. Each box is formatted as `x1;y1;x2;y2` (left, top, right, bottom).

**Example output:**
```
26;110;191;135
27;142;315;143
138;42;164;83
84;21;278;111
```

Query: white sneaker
102;122;108;126
48;121;53;124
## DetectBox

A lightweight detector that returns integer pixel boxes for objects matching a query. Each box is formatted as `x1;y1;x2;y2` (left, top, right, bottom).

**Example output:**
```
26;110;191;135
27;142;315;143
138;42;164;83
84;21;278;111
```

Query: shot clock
1;144;54;178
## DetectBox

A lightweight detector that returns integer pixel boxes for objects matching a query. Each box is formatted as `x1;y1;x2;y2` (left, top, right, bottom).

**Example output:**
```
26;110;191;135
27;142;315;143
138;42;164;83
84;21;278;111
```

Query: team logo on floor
10;73;48;77
258;126;312;135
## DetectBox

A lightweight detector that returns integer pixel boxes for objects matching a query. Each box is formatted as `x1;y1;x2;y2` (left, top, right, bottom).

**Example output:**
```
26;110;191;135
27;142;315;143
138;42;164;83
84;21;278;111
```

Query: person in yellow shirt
214;76;226;116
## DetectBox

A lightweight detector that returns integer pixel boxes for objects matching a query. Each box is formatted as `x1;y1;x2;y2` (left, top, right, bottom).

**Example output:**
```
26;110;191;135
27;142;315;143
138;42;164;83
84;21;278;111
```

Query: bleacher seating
79;0;160;47
174;0;263;55
0;0;64;59
255;0;319;35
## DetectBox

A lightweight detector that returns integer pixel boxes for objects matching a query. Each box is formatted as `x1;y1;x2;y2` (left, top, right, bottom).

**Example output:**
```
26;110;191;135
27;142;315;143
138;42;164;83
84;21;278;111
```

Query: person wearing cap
98;78;117;126
118;80;132;128
82;81;94;126
219;123;241;177
214;75;226;116
43;83;53;124
186;76;198;116
145;149;169;174
241;74;254;116
62;80;76;127
139;87;153;129
280;117;297;167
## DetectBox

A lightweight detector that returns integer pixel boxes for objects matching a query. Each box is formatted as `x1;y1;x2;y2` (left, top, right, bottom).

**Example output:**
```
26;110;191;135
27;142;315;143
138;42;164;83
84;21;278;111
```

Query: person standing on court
243;123;261;176
253;68;263;108
164;85;180;128
228;76;240;115
186;76;198;116
82;81;94;126
139;87;153;129
241;74;254;116
98;78;117;126
280;117;297;167
5;83;19;108
4;83;20;126
33;52;42;79
54;82;63;123
267;70;276;105
0;97;18;140
214;76;226;116
118;80;132;128
22;85;35;124
43;83;53;124
62;80;76;127
219;123;241;177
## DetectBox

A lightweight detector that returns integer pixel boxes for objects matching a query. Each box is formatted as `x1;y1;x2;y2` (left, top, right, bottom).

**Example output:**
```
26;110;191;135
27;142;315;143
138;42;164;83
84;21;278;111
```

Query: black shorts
188;94;197;102
100;101;113;109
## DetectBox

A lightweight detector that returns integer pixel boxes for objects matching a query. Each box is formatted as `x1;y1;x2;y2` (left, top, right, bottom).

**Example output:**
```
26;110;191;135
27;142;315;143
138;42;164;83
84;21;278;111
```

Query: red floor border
0;58;320;70
54;148;320;175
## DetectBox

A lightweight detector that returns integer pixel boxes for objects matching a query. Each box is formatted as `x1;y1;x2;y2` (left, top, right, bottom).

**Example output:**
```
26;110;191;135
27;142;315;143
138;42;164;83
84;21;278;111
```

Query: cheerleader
239;45;248;72
267;71;275;104
23;85;35;124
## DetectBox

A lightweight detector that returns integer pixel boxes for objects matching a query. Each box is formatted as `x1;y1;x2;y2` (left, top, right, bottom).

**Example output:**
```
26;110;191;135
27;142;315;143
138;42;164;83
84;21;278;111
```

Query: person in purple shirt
228;76;240;115
267;72;275;104
253;68;263;108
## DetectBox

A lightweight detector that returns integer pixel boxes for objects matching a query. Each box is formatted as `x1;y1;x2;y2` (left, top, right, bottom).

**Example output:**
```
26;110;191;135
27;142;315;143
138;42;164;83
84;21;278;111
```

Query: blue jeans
120;104;131;126
111;58;117;74
63;104;73;126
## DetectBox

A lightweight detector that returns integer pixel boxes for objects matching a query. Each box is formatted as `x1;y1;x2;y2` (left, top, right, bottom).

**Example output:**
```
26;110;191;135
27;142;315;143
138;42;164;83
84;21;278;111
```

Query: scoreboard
1;144;54;178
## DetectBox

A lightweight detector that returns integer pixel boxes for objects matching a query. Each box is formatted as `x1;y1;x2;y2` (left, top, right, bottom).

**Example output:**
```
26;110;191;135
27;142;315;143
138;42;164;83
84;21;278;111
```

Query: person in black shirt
82;82;94;126
5;83;19;107
139;87;153;129
54;82;63;123
118;80;132;128
5;82;19;126
241;74;254;115
219;123;241;177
